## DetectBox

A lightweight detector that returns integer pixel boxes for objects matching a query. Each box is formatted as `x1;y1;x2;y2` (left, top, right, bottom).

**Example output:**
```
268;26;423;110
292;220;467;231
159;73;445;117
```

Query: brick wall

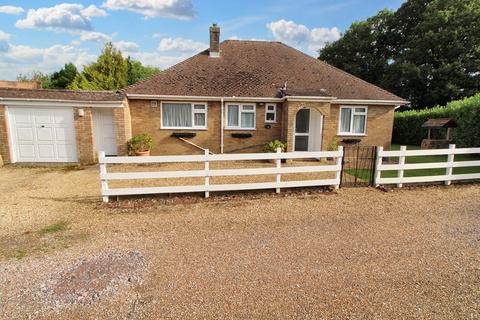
0;105;11;163
0;80;41;89
129;100;283;155
73;107;96;164
113;100;132;155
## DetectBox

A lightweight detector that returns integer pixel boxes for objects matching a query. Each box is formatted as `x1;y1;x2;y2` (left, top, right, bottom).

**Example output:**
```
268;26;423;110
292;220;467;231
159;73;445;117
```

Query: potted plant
128;133;153;156
263;140;287;163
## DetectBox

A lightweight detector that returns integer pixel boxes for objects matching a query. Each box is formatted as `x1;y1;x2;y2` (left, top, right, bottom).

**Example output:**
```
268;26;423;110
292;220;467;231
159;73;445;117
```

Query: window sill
160;127;208;131
224;128;256;131
337;133;367;137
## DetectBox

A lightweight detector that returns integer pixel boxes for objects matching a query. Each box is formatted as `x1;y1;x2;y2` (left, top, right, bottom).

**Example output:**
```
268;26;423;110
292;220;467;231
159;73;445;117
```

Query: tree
16;71;53;89
69;42;128;90
50;63;78;89
126;57;160;86
319;0;480;108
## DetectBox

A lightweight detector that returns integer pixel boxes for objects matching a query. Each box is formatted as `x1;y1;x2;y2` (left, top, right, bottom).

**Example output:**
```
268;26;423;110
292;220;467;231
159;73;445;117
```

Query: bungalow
0;24;406;164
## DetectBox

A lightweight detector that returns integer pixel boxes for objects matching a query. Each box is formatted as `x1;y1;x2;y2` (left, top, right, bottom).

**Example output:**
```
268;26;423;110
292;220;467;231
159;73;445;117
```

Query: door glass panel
295;109;310;133
295;136;309;151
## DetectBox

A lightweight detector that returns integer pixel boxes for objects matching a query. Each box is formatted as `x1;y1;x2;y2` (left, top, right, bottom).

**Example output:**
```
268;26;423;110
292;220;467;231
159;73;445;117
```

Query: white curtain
353;114;366;134
194;113;205;126
340;108;352;132
162;103;191;127
241;112;254;128
228;105;239;126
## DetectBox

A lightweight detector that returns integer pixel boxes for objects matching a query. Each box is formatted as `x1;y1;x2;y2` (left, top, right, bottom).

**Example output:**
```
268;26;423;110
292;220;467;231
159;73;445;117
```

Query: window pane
243;105;254;111
162;103;192;127
340;108;352;132
228;105;239;126
295;136;309;151
355;107;366;113
241;112;255;128
267;105;275;111
194;104;206;110
194;113;206;127
353;114;366;134
266;113;275;121
295;109;310;133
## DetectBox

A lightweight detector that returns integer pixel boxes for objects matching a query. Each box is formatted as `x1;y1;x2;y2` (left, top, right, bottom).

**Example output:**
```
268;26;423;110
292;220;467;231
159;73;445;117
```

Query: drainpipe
220;97;224;153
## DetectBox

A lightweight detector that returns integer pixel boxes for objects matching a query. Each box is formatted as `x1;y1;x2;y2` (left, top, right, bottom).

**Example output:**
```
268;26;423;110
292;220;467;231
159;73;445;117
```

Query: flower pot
135;150;151;157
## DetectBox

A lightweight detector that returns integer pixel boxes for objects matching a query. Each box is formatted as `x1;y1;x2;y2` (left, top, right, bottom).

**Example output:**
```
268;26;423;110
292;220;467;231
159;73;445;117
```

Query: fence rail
99;147;344;202
375;144;480;187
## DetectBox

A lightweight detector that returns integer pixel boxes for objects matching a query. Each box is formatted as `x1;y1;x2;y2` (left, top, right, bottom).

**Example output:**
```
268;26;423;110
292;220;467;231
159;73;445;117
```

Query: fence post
374;146;383;187
99;151;109;203
205;149;210;198
397;145;407;188
276;147;282;193
335;146;344;190
445;144;455;186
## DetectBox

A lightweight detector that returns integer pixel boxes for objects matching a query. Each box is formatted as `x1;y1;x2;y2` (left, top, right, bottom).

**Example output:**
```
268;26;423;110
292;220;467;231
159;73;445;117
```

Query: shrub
263;140;287;153
127;133;153;154
393;93;480;147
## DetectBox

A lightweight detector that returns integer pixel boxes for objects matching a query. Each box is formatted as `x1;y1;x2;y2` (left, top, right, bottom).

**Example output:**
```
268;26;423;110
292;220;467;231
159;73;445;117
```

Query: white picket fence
99;147;344;202
375;144;480;187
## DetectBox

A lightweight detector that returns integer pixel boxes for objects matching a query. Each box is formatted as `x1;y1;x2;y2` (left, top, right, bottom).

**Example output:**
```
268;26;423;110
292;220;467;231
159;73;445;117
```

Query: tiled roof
0;87;124;102
126;40;405;102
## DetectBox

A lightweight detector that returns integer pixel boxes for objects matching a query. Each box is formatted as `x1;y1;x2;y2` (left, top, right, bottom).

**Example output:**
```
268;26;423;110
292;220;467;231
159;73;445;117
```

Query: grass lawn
346;144;480;180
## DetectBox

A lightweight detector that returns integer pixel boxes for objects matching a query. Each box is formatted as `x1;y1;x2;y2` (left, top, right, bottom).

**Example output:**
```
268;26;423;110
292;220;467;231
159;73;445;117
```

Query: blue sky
0;0;405;80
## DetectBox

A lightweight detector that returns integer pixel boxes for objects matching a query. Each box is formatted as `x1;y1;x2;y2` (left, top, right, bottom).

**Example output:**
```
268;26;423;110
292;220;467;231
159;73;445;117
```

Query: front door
93;108;117;156
294;108;322;152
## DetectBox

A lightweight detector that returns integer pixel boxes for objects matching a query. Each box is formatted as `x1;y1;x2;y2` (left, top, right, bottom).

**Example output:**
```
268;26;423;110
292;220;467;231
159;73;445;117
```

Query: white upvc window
338;106;368;135
161;102;207;129
265;104;277;123
226;103;256;129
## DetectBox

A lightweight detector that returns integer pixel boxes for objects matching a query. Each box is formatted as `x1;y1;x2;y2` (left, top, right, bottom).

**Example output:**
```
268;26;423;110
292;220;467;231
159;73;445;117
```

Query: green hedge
393;93;480;147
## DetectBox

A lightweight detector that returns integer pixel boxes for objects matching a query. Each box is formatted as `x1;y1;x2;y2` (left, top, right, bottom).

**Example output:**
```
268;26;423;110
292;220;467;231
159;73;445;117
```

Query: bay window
265;104;277;123
338;106;367;135
161;102;207;129
226;104;256;129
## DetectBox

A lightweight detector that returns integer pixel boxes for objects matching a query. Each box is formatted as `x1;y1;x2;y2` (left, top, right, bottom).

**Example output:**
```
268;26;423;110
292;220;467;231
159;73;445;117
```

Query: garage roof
0;88;124;102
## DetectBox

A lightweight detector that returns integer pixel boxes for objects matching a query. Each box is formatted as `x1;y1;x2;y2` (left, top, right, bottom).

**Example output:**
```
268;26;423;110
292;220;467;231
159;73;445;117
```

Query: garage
7;107;78;163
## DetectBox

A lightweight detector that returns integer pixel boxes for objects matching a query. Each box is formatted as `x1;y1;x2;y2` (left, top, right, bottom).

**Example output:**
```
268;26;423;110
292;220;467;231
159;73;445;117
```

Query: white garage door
8;107;78;163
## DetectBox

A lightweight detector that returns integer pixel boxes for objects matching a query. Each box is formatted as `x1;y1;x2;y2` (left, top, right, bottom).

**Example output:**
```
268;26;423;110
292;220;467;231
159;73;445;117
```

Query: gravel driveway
0;165;479;319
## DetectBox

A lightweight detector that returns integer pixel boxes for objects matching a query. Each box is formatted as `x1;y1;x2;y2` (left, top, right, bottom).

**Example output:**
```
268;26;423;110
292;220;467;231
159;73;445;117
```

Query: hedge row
393;93;480;147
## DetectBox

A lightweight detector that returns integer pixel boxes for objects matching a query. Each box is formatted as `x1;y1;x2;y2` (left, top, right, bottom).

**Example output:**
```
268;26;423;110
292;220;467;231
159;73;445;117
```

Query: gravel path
0;165;479;319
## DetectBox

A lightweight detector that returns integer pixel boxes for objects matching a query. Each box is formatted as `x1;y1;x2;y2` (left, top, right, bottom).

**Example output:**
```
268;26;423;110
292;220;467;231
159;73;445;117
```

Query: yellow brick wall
128;100;283;155
73;107;96;164
113;100;132;155
0;105;11;163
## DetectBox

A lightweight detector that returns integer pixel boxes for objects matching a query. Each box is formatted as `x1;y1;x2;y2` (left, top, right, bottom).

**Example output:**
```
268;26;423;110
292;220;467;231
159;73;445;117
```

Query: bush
393;93;480;147
263;140;287;153
127;133;153;154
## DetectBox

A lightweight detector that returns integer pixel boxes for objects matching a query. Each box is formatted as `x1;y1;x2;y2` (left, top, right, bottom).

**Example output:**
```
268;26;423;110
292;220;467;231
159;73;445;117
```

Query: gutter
0;97;125;108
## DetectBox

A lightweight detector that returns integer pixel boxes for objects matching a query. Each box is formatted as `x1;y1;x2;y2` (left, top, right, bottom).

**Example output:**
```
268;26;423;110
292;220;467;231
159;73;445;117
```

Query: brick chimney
209;23;220;57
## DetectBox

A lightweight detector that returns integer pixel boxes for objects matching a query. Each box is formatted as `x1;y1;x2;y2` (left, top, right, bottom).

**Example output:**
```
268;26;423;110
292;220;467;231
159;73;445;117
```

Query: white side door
8;107;78;163
93;108;117;156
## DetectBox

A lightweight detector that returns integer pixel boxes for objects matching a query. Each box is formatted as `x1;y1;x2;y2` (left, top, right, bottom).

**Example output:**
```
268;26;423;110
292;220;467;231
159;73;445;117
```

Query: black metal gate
341;145;377;187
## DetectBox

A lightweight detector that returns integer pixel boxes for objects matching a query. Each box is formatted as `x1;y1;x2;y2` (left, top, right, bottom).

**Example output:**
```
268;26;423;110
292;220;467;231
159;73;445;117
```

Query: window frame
160;102;208;130
225;103;256;130
337;106;368;136
265;103;277;123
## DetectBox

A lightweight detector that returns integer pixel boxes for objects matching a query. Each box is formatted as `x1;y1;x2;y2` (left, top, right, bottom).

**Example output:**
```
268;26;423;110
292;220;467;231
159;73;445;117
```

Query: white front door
294;108;323;152
8;107;78;162
93;108;117;156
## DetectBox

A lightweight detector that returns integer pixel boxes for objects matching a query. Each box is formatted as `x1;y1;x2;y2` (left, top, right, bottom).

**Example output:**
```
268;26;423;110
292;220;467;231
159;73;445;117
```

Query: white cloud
0;30;10;52
79;31;111;42
102;0;195;20
15;3;107;32
114;40;139;52
158;37;207;53
0;30;10;41
0;5;24;15
267;19;341;53
0;43;95;79
128;51;184;68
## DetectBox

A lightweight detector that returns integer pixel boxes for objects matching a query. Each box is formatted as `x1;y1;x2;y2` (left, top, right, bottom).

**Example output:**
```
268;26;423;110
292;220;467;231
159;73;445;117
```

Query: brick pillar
113;101;132;156
74;107;95;164
0;105;11;164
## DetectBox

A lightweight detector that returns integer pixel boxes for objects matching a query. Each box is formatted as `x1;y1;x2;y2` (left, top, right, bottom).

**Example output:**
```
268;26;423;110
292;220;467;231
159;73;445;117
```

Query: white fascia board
126;94;283;103
0;98;124;108
333;99;409;106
